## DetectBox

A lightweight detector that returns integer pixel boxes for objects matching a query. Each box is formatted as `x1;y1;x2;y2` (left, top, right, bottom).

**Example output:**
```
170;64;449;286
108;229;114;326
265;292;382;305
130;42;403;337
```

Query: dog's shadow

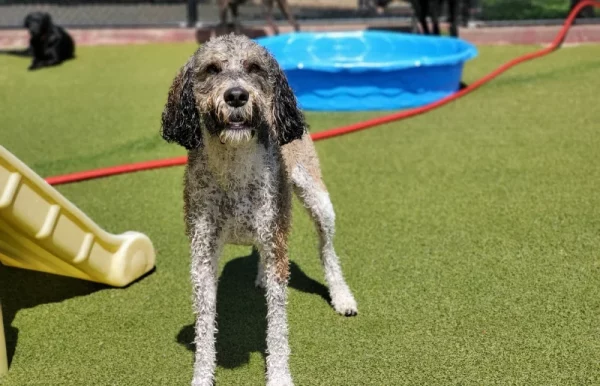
0;264;108;368
176;248;330;369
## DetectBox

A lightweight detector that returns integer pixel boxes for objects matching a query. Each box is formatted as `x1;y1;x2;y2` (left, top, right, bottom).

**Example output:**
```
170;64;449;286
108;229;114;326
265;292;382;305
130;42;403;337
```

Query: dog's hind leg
413;0;430;34
447;0;459;37
263;0;280;35
255;249;267;288
430;0;442;35
275;0;300;32
0;46;32;57
218;0;229;29
189;218;223;386
229;2;242;34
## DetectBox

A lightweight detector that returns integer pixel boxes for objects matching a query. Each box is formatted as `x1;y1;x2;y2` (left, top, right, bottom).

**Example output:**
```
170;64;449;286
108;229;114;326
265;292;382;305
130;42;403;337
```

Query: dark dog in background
369;0;470;37
1;12;75;70
218;0;300;35
413;0;462;37
413;0;470;88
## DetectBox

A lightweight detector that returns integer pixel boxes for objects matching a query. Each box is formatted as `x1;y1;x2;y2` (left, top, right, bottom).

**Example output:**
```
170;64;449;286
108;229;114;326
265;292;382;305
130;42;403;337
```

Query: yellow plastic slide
0;145;156;375
0;145;156;287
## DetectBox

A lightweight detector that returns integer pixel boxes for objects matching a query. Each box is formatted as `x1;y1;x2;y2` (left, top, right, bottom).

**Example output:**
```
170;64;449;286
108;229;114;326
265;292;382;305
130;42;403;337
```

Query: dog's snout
224;87;249;108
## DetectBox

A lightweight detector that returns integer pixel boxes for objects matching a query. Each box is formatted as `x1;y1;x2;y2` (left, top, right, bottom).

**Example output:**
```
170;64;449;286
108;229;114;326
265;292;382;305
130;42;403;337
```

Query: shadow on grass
176;248;330;369
0;264;109;368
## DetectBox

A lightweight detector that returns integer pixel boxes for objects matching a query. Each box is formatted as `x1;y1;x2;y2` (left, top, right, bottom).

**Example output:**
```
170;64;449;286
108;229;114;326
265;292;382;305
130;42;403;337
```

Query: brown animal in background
218;0;300;35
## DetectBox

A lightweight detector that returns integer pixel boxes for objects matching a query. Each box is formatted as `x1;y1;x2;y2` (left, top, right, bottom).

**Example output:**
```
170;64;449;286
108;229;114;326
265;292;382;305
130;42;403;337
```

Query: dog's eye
205;64;221;75
246;63;261;74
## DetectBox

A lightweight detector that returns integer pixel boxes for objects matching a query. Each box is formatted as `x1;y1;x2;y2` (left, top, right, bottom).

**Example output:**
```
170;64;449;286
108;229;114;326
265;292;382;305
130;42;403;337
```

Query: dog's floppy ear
23;14;31;28
41;13;52;28
271;63;306;146
160;64;202;150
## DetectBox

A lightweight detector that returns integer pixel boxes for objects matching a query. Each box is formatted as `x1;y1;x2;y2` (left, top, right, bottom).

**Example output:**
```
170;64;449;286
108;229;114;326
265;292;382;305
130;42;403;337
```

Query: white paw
267;374;294;386
330;285;358;317
191;378;213;386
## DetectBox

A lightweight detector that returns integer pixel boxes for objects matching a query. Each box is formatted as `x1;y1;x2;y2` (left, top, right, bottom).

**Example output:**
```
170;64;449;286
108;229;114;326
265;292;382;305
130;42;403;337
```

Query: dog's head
160;34;306;150
24;12;52;38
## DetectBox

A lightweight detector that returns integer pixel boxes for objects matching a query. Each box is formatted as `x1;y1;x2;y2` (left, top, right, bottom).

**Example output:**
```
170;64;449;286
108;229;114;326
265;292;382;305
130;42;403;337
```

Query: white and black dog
160;34;357;386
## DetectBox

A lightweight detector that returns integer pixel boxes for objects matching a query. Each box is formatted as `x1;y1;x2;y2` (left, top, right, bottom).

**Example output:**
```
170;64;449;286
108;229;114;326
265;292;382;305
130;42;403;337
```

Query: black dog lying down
1;12;75;70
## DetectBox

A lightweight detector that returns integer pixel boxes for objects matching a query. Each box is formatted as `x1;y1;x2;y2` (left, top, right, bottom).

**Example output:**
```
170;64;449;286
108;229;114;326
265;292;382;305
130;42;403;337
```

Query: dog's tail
0;47;32;57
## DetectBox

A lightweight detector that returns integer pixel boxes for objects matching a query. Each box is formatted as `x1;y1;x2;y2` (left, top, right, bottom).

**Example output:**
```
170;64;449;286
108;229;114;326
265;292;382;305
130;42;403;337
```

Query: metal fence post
187;0;198;28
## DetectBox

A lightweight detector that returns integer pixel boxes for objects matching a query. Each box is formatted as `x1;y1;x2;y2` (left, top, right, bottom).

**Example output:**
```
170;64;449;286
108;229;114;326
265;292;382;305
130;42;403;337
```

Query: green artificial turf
1;42;600;385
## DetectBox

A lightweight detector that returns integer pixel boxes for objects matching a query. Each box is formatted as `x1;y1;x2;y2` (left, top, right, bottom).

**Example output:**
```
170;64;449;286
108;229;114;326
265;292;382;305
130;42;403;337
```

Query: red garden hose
45;0;599;186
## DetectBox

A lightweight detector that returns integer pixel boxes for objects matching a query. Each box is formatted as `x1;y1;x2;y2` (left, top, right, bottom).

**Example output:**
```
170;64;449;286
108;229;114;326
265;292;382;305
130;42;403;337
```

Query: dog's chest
218;164;281;245
189;145;280;245
222;184;270;244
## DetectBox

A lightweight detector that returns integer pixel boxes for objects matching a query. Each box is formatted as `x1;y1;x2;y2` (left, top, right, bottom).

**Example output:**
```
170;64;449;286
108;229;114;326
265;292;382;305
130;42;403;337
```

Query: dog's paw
267;374;294;386
191;377;214;386
330;285;358;317
190;380;213;386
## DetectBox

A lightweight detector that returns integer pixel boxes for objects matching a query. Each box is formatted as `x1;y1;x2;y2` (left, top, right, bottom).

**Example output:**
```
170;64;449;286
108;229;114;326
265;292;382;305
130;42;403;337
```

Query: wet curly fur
160;34;357;386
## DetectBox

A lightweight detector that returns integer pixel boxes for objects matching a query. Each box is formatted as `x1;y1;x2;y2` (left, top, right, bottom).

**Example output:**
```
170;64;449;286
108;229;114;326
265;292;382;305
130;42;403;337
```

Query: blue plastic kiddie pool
255;31;478;111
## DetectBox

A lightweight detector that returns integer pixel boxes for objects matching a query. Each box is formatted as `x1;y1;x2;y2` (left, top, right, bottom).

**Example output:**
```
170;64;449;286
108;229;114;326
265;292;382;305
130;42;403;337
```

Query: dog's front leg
257;236;293;386
190;218;223;386
29;49;61;70
28;57;42;70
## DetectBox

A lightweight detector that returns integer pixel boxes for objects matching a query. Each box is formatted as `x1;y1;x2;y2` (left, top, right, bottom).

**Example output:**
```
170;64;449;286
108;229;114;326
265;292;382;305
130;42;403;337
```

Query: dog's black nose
224;87;249;107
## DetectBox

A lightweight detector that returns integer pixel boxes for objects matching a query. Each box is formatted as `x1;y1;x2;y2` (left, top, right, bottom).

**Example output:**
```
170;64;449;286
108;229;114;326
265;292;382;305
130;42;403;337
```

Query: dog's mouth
219;117;256;145
205;105;265;146
225;118;252;132
216;109;259;145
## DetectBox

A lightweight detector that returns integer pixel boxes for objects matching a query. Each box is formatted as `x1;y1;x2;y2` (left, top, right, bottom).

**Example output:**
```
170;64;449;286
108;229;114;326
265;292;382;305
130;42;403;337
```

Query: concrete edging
1;23;600;49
